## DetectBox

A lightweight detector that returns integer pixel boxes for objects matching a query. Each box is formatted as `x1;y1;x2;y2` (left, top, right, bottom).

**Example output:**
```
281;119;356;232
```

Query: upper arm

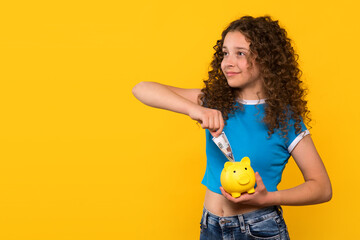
291;135;332;193
166;85;203;105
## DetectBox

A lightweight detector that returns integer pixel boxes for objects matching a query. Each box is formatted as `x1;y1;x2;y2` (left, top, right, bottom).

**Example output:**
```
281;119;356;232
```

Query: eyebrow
222;46;249;51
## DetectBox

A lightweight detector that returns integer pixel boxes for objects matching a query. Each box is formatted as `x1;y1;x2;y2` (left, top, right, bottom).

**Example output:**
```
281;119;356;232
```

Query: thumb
212;127;224;138
210;130;219;138
255;172;264;187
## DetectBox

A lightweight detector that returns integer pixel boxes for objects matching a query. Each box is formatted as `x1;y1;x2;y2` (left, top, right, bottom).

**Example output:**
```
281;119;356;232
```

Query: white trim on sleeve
288;130;310;153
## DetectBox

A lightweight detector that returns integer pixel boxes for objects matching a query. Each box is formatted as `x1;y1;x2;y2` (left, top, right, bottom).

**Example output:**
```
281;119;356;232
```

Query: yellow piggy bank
220;157;256;198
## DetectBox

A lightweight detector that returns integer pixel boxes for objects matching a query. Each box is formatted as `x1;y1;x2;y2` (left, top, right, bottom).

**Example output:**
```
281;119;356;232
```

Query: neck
235;78;266;100
236;90;266;100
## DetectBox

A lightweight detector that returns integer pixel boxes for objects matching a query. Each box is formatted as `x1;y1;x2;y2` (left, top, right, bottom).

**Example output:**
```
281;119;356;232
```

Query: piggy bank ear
224;161;233;170
241;157;251;166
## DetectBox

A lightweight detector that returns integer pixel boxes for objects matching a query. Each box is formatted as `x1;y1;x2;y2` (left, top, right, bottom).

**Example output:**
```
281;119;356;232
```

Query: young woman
132;15;332;240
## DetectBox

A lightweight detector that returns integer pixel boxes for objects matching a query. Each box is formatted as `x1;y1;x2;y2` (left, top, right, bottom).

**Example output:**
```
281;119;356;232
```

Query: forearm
269;180;332;206
132;81;197;116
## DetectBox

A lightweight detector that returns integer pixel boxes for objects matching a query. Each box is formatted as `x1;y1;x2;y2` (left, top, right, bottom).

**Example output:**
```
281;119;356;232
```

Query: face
221;31;264;97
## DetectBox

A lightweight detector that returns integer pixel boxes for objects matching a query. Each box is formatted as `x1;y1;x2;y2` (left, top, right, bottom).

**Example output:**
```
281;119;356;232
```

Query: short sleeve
286;118;310;153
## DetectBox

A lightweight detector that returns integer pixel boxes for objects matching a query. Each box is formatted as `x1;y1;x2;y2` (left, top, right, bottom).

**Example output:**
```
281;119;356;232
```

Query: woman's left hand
220;172;274;206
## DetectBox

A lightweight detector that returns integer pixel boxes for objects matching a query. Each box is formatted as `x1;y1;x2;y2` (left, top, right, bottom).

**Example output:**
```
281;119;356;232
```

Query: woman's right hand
188;105;224;138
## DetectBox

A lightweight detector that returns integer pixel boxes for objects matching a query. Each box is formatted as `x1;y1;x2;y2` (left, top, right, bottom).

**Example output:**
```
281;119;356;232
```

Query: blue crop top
201;99;309;194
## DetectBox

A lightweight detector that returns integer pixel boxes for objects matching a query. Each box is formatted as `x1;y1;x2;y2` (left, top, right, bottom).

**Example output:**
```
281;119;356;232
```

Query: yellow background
1;0;359;239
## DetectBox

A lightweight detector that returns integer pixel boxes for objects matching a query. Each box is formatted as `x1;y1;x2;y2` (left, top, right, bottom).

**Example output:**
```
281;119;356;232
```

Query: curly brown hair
199;15;311;140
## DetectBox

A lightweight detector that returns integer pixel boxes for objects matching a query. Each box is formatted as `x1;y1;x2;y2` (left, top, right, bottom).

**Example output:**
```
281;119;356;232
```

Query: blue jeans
200;205;290;240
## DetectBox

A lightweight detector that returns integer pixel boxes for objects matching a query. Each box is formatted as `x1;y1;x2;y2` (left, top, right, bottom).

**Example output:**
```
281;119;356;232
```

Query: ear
241;157;251;166
224;161;233;170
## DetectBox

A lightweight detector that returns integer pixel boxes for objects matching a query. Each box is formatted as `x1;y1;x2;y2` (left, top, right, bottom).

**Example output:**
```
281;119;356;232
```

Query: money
212;132;235;162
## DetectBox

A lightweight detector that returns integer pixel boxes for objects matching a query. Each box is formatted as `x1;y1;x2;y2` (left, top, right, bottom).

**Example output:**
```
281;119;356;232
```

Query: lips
226;72;240;76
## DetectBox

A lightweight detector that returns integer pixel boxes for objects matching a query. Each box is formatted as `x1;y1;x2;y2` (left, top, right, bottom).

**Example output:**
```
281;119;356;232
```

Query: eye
237;52;245;56
245;168;247;170
222;51;228;56
233;171;236;173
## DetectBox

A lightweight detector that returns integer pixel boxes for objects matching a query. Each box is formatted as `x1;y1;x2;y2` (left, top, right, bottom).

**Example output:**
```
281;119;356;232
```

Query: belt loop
202;210;208;229
276;205;283;218
237;214;246;233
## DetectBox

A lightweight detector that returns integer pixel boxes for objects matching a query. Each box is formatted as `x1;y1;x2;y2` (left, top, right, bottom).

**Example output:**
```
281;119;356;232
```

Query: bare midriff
204;188;262;217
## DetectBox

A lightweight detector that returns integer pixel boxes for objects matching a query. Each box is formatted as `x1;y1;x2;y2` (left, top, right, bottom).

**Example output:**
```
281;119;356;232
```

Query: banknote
212;132;235;162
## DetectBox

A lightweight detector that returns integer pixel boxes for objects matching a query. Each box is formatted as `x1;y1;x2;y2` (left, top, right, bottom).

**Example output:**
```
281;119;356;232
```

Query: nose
222;54;235;67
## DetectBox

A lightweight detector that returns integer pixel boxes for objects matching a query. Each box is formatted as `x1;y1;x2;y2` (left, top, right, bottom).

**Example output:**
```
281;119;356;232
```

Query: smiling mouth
226;72;240;76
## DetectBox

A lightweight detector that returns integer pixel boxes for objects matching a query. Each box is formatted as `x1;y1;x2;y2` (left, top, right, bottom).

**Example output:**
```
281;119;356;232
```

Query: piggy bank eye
245;168;247;170
233;171;236;173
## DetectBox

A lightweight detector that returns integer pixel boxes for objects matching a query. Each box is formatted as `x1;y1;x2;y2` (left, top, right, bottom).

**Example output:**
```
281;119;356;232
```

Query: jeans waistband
201;205;283;232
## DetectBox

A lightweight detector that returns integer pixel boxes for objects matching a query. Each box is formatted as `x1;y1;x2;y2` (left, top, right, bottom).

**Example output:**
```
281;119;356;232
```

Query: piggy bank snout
229;168;252;185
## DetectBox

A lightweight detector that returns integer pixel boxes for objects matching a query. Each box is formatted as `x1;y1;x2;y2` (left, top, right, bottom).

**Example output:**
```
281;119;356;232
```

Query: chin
227;81;244;89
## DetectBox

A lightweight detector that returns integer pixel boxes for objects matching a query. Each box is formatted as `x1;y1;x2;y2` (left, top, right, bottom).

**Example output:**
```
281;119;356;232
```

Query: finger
220;187;241;203
213;113;219;132
220;187;231;199
201;116;208;129
208;114;214;130
255;172;265;190
214;113;220;130
210;131;217;138
255;172;262;183
213;130;221;138
220;187;227;197
219;112;225;132
214;112;224;137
